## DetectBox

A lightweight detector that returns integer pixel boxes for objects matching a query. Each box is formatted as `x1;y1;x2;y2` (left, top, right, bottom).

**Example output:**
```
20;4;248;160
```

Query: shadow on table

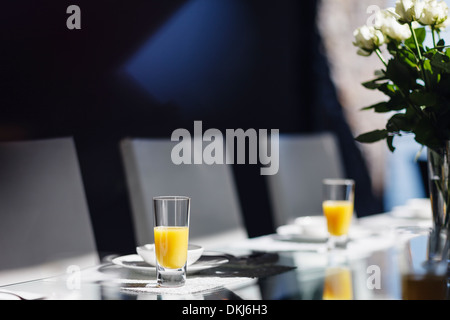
196;251;296;279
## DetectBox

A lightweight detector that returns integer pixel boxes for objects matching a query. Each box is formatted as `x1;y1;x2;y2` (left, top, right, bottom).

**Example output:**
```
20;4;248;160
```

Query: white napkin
227;233;396;259
118;276;255;295
228;235;327;253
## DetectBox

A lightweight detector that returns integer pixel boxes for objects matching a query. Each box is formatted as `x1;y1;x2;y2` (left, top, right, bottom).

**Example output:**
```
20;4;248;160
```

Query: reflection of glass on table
397;231;448;300
322;266;353;300
402;273;447;300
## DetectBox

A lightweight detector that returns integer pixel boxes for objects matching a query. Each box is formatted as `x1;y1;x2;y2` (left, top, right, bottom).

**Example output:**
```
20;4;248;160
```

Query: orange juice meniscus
322;200;353;236
154;226;189;269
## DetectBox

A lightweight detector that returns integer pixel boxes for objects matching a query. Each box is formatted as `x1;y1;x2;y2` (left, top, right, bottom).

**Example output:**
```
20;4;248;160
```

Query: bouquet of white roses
354;0;450;152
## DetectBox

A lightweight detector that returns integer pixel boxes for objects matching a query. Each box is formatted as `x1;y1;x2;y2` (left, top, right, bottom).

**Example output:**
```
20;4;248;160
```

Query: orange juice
323;267;353;300
154;226;189;269
322;200;353;236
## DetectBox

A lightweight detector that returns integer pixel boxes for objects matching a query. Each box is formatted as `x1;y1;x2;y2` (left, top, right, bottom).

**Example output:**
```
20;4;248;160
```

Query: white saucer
275;222;372;243
111;254;229;274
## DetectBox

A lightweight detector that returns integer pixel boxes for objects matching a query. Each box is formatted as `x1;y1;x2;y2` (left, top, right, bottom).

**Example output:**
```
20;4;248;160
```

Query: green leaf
404;104;421;126
378;83;397;98
374;69;385;77
409;90;437;107
387;135;395;152
386;95;408;111
388;41;401;56
361;102;388;111
430;52;450;73
415;28;426;44
385;58;416;91
362;79;387;90
398;46;418;68
413;117;442;149
437;74;450;96
437;38;445;51
355;129;388;143
405;27;426;50
387;113;413;132
362;97;407;113
423;59;440;88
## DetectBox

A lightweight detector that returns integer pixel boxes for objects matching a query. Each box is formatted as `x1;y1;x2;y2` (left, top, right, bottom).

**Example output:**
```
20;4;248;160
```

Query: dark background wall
1;0;383;257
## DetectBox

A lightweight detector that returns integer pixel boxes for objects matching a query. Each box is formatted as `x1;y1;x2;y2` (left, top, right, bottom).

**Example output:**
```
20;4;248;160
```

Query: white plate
111;254;229;274
275;223;372;243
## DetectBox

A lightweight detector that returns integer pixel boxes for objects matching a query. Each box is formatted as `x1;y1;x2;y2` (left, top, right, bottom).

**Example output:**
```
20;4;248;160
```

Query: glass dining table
0;213;448;302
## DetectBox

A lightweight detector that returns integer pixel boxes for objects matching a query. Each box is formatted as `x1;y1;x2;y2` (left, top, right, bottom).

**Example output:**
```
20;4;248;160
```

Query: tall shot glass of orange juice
153;196;190;287
322;179;355;250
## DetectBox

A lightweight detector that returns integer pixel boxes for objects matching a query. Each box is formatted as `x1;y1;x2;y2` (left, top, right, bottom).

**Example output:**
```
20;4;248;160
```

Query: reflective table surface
1;214;448;300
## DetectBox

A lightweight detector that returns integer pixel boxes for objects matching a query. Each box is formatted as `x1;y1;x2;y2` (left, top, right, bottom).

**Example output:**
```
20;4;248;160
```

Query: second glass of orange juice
153;196;190;287
322;179;355;250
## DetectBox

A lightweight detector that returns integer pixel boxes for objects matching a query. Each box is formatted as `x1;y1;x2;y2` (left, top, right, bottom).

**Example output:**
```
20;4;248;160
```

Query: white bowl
294;216;328;238
136;244;204;267
406;198;432;219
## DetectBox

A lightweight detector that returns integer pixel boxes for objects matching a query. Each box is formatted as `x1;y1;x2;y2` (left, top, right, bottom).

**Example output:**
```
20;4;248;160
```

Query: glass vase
427;142;450;262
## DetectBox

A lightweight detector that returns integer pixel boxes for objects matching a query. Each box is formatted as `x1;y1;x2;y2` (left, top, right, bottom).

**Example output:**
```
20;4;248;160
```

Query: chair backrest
0;137;99;286
265;132;345;227
120;138;247;249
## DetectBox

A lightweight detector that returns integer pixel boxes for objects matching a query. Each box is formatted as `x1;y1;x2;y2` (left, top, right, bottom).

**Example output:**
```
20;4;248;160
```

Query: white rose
353;25;385;56
435;17;450;30
395;0;426;23
419;0;448;27
375;8;412;41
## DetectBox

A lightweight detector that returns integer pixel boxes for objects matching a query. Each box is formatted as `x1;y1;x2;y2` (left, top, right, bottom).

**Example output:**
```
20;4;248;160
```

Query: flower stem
432;27;437;48
375;48;388;68
409;23;428;90
410;23;423;60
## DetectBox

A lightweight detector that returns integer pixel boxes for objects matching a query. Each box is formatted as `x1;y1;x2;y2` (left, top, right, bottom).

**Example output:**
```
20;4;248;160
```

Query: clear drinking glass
322;179;355;250
153;196;190;287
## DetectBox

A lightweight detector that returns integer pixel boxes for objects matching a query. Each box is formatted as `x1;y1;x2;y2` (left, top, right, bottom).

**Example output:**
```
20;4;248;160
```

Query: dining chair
0;137;99;286
265;132;346;227
120;138;248;249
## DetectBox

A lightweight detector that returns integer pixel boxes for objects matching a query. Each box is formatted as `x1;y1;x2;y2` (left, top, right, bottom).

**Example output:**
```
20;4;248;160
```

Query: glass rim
322;178;355;185
153;196;191;201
